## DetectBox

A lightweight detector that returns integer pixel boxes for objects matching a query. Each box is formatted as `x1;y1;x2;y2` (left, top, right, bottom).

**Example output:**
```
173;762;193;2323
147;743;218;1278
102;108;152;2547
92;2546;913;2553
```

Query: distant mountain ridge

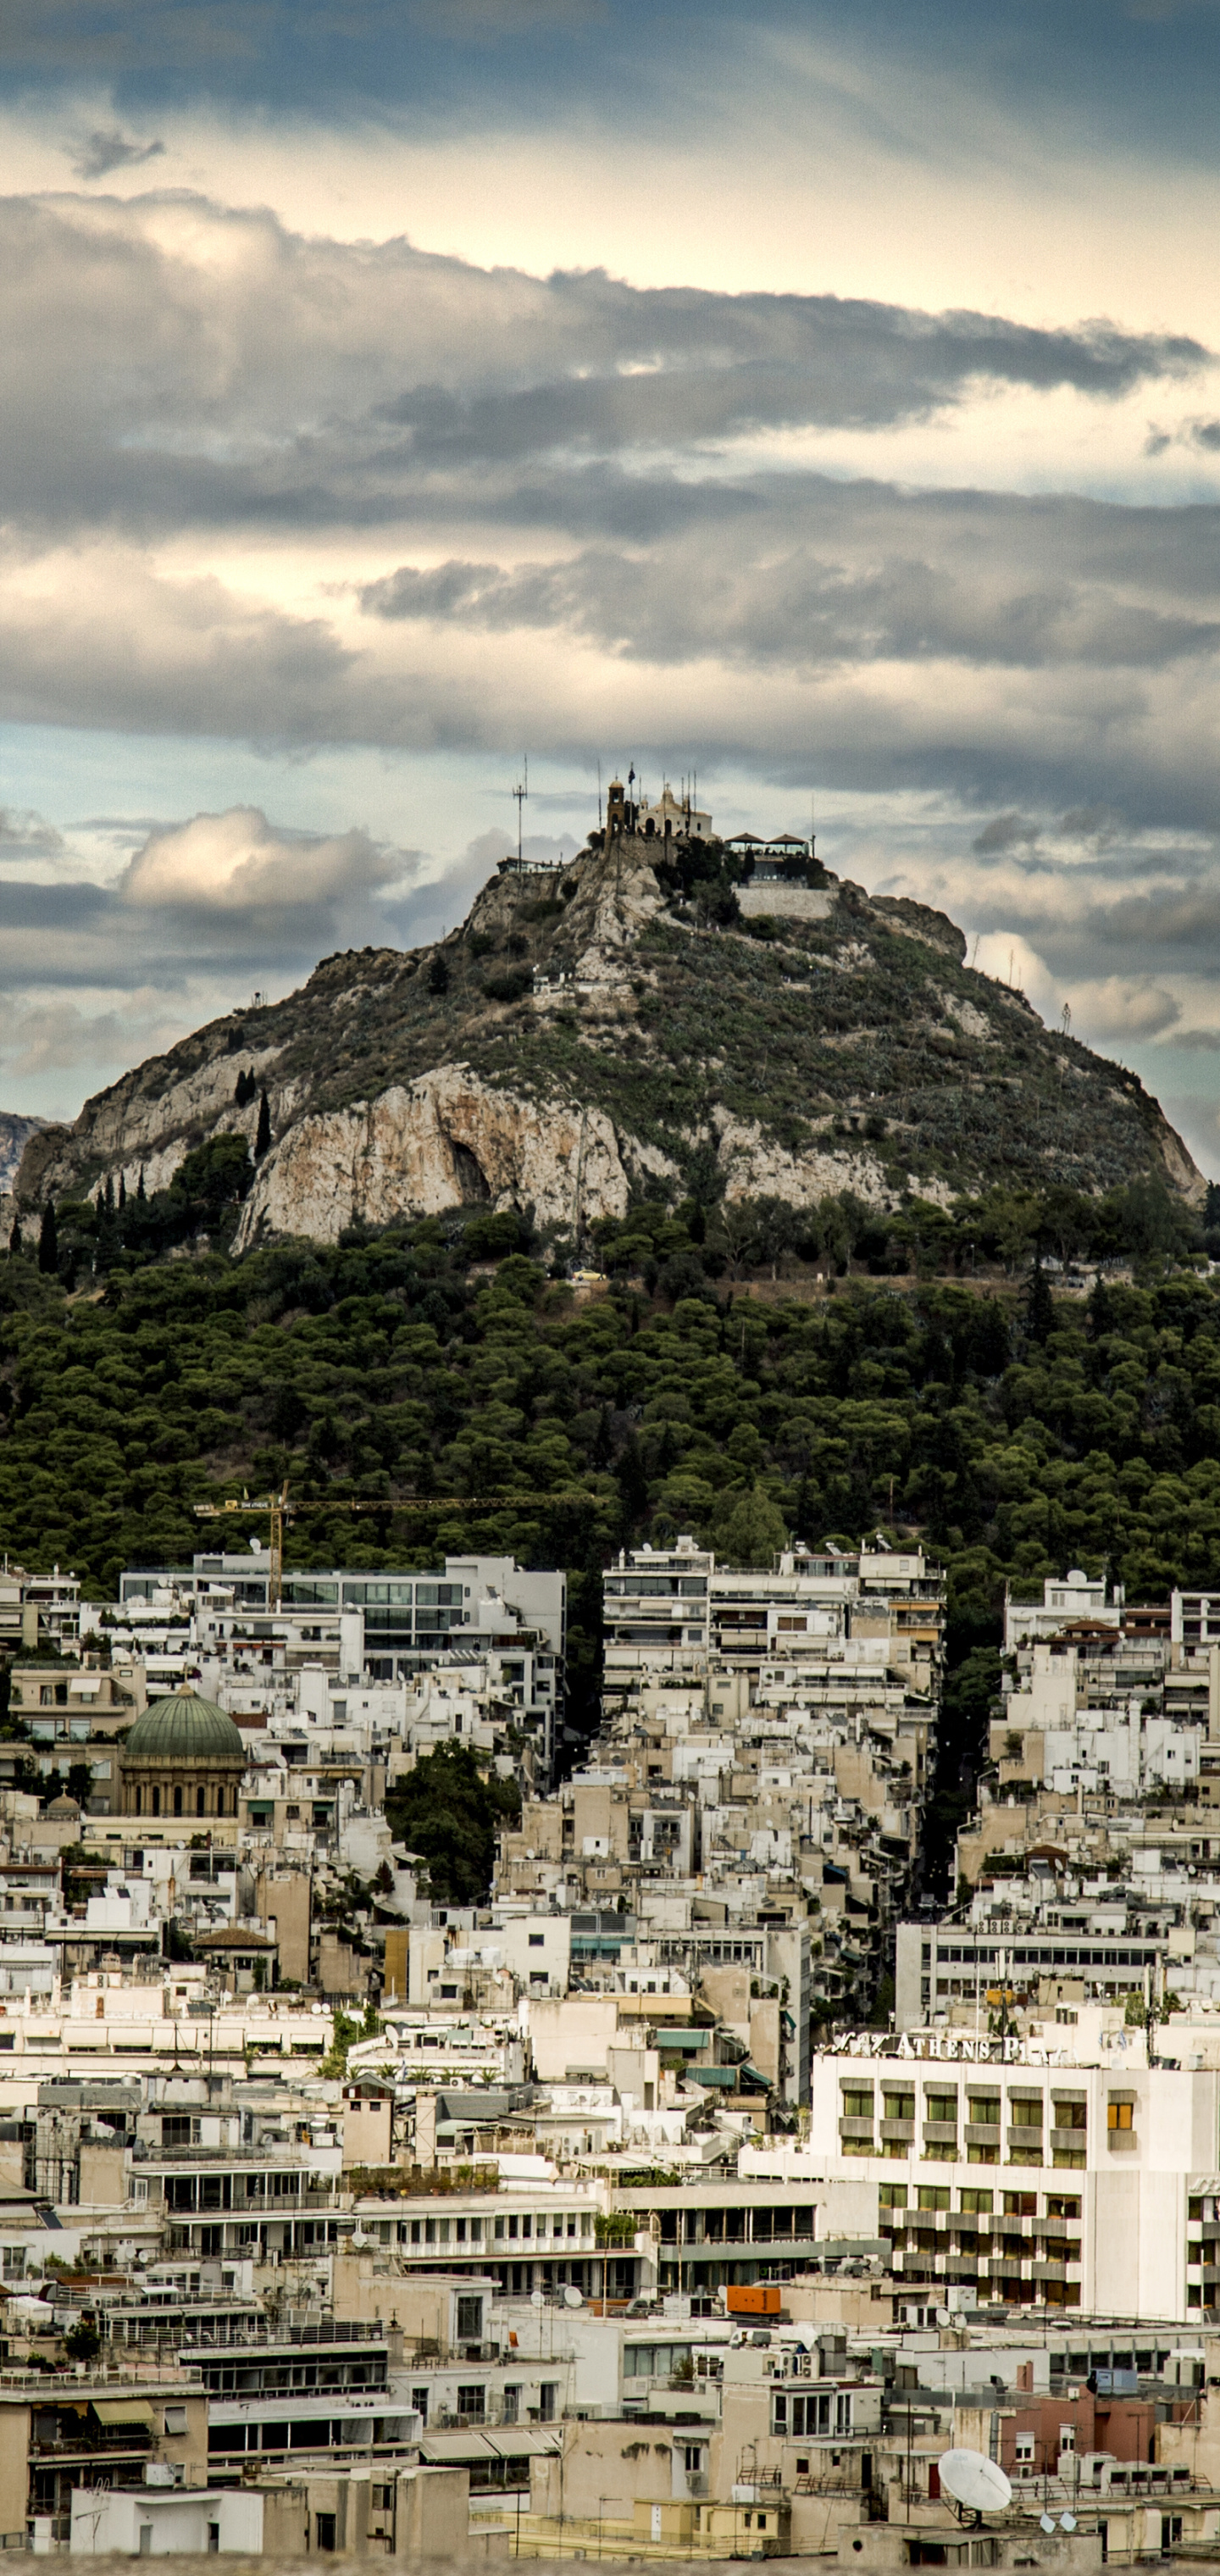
11;836;1202;1241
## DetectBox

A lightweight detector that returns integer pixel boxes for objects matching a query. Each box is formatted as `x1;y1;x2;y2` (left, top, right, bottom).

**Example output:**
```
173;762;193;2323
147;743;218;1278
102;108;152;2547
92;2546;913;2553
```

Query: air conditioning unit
143;2464;177;2488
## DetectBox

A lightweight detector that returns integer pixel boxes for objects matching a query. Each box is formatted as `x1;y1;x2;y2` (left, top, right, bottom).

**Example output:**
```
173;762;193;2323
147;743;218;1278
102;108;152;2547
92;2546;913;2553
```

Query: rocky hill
0;1113;46;1195
11;836;1201;1242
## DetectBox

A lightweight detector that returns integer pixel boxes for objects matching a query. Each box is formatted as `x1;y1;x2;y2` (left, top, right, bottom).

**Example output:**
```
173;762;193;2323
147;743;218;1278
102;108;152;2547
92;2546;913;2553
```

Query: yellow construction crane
194;1483;593;1609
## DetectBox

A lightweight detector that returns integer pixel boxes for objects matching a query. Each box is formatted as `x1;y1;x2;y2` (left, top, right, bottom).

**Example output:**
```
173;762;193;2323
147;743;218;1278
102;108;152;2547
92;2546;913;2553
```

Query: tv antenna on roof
513;756;529;868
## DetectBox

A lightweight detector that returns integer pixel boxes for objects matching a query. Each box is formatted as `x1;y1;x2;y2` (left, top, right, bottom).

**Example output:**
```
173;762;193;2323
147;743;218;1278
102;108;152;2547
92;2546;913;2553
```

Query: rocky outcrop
0;1113;46;1194
19;1040;285;1208
713;1113;892;1211
12;831;1206;1237
233;1065;631;1249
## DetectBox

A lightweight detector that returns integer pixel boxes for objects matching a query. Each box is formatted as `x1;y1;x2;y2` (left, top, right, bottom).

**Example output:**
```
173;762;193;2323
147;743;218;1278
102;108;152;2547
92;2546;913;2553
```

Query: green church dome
124;1685;247;1765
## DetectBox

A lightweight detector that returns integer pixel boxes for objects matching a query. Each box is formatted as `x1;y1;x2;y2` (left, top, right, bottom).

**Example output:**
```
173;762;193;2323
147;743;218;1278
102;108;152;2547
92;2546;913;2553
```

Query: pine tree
426;953;450;996
37;1202;58;1275
8;1219;21;1257
255;1090;271;1158
118;1174;126;1212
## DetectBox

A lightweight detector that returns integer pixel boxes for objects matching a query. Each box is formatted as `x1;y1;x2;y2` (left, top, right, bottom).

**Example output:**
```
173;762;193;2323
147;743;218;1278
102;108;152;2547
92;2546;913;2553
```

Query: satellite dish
935;2307;952;2328
530;2289;545;2308
1040;2514;1057;2535
1060;2514;1078;2534
563;2287;584;2309
938;2451;1013;2524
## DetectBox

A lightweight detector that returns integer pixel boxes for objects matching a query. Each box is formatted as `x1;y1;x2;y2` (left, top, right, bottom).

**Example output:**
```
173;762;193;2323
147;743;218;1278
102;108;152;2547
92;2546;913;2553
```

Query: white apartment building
602;1539;942;1702
1005;1570;1123;1650
119;1552;565;1775
895;1915;1168;2028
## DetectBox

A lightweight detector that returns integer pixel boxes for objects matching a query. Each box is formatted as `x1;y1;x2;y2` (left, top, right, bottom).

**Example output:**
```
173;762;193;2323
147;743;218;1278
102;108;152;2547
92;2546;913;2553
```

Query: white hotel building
799;2039;1220;2324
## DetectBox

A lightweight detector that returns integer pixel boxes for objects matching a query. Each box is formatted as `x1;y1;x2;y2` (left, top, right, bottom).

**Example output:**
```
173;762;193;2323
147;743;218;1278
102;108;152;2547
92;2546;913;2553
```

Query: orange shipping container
725;2285;782;2316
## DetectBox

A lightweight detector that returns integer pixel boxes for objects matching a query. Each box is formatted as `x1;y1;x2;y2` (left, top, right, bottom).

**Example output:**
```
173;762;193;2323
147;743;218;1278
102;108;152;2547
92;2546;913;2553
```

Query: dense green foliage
7;1212;1220;1623
385;1740;522;1903
3;1197;1220;1779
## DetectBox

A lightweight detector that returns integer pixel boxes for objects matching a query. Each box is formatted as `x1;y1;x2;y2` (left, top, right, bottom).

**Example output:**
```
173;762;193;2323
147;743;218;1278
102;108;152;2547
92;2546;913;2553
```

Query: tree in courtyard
385;1740;520;1905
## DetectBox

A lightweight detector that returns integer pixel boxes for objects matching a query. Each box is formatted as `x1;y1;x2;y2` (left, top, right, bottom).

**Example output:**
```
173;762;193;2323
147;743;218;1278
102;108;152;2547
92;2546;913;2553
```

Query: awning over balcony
419;2429;562;2462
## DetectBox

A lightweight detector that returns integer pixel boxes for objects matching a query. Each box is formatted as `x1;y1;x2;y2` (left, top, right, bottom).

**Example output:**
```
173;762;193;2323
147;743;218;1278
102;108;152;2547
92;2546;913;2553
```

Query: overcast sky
5;1;1220;1173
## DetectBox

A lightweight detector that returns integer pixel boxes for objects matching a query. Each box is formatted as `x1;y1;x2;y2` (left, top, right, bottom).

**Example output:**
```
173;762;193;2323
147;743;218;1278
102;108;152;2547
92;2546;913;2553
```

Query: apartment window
1010;2100;1043;2127
539;2384;557;2423
502;2385;519;2425
1047;2196;1080;2221
960;2191;993;2215
968;2096;1000;2124
1015;2435;1034;2465
773;2391;833;2438
457;2296;484;2342
412;2389;429;2425
314;2515;336;2551
1107;2101;1134;2131
841;2089;873;2117
918;2188;950;2212
457;2386;485;2423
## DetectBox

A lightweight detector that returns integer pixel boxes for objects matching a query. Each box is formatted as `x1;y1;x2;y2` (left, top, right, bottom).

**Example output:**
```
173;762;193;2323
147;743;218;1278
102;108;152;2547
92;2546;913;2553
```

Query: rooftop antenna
597;758;602;829
513;755;529;869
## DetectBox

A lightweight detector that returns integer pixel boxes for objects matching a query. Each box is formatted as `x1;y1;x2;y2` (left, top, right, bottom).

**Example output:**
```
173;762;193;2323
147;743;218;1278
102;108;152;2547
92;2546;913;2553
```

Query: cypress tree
1026;1254;1055;1346
136;1168;146;1202
103;1175;115;1216
8;1219;21;1257
118;1174;126;1211
37;1203;58;1274
255;1090;271;1158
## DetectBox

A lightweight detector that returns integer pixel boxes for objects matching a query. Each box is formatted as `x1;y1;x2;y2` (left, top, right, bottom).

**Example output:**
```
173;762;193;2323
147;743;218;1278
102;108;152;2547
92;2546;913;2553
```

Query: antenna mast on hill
597;758;602;828
513;756;529;868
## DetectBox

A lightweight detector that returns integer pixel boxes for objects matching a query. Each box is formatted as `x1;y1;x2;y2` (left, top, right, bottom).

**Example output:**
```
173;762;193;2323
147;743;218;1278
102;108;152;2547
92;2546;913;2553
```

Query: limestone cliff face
12;835;1205;1236
233;1067;631;1249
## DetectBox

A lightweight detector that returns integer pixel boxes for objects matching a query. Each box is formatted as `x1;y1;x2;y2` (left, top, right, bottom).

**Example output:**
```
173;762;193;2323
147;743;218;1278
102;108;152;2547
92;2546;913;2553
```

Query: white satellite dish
563;2287;584;2309
935;2307;952;2329
1060;2513;1078;2534
530;2289;546;2308
938;2451;1013;2524
1040;2513;1056;2535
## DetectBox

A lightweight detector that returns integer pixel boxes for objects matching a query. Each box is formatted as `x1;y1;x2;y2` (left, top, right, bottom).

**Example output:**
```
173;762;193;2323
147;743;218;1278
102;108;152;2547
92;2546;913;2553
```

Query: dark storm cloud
971;813;1041;854
69;127;164;177
358;523;1220;673
0;197;1202;537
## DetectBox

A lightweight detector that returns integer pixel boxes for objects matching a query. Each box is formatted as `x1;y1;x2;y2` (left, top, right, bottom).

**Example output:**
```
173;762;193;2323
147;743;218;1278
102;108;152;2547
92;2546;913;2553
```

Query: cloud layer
1;17;1220;1155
